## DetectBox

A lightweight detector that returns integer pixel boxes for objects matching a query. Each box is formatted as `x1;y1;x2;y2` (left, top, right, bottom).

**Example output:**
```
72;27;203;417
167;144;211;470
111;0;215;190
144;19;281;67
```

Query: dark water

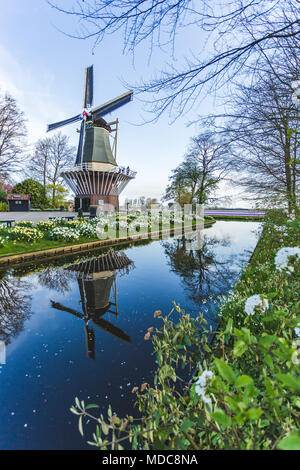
0;221;260;449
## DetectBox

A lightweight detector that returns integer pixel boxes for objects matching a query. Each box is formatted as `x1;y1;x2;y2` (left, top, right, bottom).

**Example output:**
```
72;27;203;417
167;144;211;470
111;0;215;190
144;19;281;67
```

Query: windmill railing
62;163;137;178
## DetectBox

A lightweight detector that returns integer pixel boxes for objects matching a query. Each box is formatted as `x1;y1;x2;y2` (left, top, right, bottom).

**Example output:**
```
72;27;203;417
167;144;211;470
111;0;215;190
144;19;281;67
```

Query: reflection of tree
0;276;32;345
37;268;75;293
162;231;242;305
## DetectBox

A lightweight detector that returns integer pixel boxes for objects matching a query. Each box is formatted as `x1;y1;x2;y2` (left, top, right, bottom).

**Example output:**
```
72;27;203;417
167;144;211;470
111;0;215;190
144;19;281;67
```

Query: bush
13;179;48;209
48;226;80;242
9;226;43;243
0;202;8;212
14;220;34;228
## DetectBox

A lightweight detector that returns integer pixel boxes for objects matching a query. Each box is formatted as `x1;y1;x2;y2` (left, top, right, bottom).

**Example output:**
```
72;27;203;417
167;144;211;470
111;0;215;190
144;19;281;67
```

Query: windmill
47;65;136;212
51;250;134;359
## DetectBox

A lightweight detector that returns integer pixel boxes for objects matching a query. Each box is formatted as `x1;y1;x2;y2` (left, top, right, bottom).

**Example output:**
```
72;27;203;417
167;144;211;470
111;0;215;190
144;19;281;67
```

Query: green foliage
13;179;48;209
71;208;300;450
0;189;7;203
46;183;68;208
0;201;8;211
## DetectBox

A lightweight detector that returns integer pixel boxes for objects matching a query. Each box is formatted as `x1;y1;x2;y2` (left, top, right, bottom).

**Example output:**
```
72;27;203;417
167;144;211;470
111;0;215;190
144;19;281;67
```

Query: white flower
244;294;269;316
295;323;300;338
274;247;300;270
194;370;213;404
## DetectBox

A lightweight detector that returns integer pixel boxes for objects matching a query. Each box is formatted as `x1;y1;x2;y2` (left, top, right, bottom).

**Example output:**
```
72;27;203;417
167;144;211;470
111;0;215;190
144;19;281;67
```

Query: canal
0;221;260;449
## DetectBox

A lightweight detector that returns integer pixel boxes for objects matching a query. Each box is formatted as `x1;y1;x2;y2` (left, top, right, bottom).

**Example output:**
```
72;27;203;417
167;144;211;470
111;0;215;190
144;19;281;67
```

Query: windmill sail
91;90;133;118
47;113;82;132
75;120;85;165
83;65;94;109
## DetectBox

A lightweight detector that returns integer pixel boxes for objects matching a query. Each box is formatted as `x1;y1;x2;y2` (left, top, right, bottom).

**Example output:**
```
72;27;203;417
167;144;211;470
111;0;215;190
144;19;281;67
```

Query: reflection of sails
51;250;134;359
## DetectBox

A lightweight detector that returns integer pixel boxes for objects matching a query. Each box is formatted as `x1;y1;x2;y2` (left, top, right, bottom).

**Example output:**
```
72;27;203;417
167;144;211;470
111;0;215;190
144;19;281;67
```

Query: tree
49;0;300;119
46;183;68;208
210;74;299;210
0;92;27;176
28;132;75;206
0;275;32;345
13;179;48;209
28;137;52;190
164;132;232;205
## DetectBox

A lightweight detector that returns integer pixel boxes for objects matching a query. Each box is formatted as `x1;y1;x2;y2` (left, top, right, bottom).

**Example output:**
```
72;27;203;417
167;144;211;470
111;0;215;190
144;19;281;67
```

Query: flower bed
71;209;300;450
0;211;212;258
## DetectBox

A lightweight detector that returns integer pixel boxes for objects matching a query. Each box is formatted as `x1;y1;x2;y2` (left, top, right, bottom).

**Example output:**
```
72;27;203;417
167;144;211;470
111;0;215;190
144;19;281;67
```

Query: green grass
0;218;215;258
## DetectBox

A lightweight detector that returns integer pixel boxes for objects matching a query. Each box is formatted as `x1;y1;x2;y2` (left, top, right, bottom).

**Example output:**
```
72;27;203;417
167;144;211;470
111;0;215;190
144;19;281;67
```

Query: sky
0;0;246;206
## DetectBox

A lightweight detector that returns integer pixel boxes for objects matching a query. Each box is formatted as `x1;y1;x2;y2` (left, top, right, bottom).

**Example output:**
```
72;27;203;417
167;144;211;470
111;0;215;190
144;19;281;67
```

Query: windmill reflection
51;250;134;359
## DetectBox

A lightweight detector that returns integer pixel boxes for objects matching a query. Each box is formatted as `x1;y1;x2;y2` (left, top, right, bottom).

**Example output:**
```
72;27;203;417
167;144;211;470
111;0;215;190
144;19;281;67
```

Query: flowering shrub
9;226;43;243
35;221;57;232
77;223;98;238
48;226;80;242
71;209;300;450
244;294;269;316
14;220;34;228
0;235;7;247
274;246;300;271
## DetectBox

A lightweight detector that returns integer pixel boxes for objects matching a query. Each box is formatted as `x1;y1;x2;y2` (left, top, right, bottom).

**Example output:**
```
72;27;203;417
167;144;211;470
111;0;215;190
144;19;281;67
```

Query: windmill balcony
74;163;137;178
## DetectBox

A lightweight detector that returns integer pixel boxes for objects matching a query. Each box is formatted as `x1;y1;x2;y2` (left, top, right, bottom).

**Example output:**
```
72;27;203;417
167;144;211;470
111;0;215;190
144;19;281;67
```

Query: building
61;121;136;212
7;194;30;212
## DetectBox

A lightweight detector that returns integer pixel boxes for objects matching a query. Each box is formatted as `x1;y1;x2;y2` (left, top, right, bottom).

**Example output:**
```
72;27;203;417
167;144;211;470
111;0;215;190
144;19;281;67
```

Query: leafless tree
164;131;233;205
28;137;52;190
0;92;27;177
0;276;32;345
37;267;75;293
48;0;300;119
204;53;300;210
28;132;75;205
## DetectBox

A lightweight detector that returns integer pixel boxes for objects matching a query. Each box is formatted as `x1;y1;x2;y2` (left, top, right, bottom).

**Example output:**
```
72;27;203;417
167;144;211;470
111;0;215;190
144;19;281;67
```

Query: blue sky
0;0;243;205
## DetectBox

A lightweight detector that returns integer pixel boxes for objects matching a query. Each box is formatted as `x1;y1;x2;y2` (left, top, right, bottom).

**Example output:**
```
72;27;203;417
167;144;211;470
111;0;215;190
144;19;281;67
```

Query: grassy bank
0;214;215;260
72;209;300;450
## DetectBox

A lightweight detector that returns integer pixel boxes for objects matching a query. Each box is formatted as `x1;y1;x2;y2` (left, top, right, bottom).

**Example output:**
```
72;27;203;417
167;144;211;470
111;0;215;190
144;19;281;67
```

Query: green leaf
215;358;236;383
70;406;80;415
78;415;83;436
223;318;233;334
276;373;300;392
180;419;194;431
278;431;300;450
211;410;231;427
259;334;277;348
246;408;262;420
235;375;253;388
85;404;99;410
234;340;248;357
101;422;109;435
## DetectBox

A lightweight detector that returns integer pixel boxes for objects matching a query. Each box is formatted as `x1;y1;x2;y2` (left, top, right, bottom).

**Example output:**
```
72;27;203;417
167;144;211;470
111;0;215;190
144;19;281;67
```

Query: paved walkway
0;211;81;223
0;209;265;224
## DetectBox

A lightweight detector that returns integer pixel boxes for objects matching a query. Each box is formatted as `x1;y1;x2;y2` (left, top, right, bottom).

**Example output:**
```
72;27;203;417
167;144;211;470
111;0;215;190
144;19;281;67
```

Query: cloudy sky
0;1;246;206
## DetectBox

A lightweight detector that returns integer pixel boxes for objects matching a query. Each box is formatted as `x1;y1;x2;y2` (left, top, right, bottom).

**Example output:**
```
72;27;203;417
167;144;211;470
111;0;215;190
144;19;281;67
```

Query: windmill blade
83;65;94;108
75;120;85;165
91;90;133;118
47;114;82;132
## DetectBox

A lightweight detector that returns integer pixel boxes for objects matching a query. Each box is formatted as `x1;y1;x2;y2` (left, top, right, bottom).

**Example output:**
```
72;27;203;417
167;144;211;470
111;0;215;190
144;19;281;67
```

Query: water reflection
0;221;260;449
51;251;134;358
162;230;244;306
0;274;32;345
